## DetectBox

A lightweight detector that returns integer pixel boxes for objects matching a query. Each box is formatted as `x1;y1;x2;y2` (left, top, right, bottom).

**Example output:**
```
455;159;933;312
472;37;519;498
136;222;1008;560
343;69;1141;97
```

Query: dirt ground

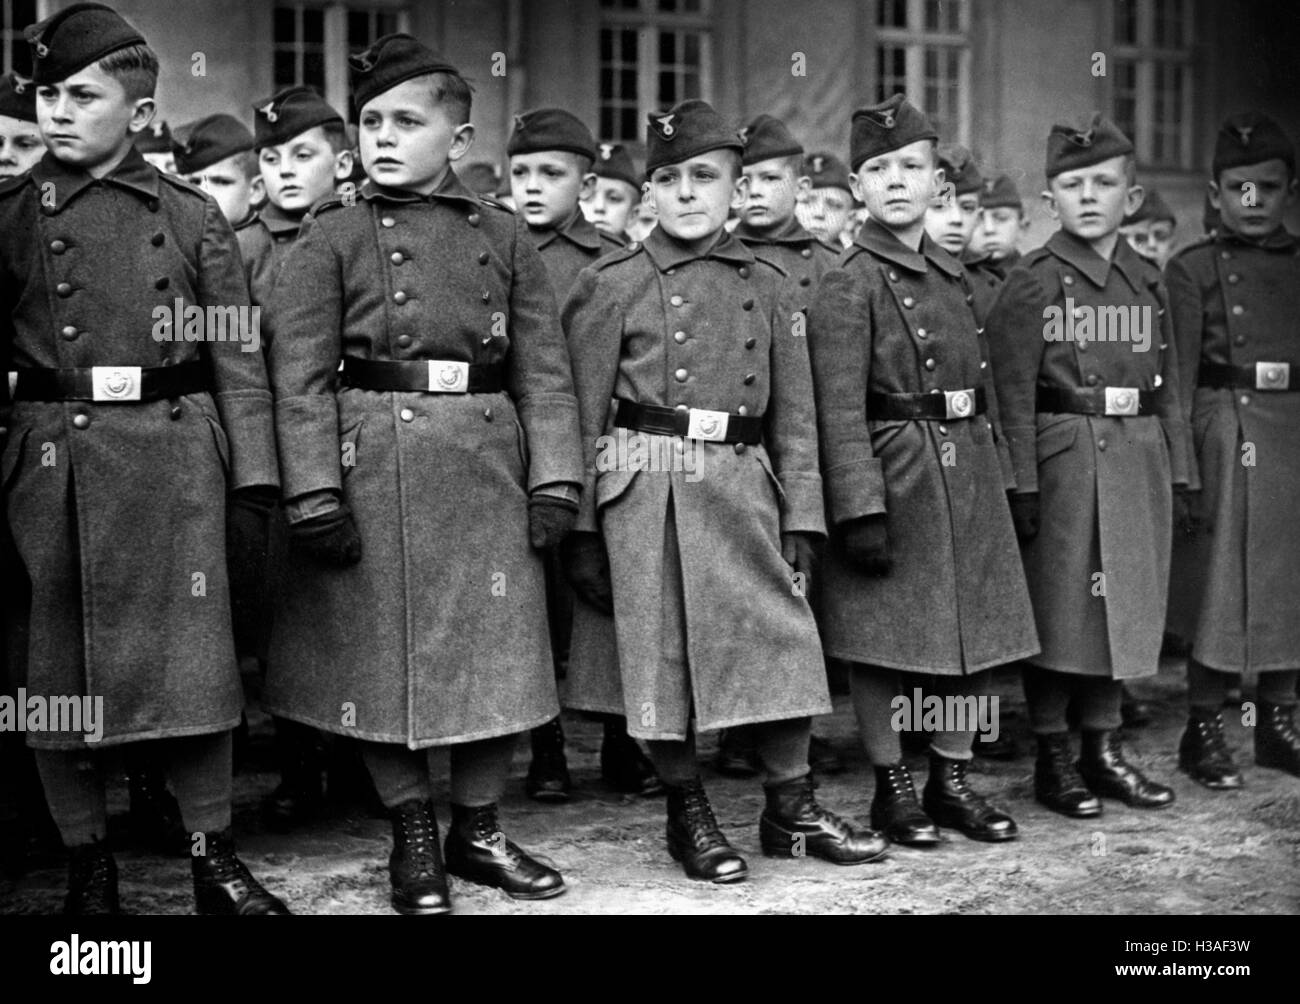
3;657;1298;915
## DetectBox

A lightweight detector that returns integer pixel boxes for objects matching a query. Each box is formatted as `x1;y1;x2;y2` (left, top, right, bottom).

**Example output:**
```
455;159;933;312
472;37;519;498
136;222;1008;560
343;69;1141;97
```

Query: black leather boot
1078;730;1175;808
125;751;187;856
922;751;1018;842
759;774;888;864
600;718;665;796
525;717;571;803
1178;711;1243;789
808;734;845;775
1255;701;1300;778
387;799;451;915
192;829;291;914
444;803;565;900
664;776;748;883
260;718;325;831
65;840;120;916
714;727;760;778
1034;733;1102;817
870;763;940;846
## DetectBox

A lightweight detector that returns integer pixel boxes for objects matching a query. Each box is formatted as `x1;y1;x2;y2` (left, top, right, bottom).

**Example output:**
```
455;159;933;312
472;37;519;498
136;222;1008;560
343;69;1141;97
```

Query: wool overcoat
984;230;1192;678
262;170;582;748
807;219;1038;675
0;148;278;749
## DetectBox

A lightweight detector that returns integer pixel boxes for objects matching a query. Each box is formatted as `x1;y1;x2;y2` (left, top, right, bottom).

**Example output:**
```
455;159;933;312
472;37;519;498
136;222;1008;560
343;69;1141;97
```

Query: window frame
874;0;971;147
1108;0;1196;170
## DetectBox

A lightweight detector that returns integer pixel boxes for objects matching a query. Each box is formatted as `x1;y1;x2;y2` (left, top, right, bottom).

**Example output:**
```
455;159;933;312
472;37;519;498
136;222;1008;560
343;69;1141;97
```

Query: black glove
288;502;362;567
528;493;579;550
226;486;276;593
1173;487;1201;538
781;531;818;591
841;515;891;576
561;531;613;615
1007;491;1040;543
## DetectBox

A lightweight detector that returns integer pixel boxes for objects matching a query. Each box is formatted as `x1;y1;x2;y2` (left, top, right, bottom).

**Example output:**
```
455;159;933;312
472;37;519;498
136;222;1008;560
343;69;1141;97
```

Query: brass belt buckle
686;407;729;442
426;360;469;393
1255;361;1290;390
1104;386;1139;416
943;388;975;420
91;366;142;402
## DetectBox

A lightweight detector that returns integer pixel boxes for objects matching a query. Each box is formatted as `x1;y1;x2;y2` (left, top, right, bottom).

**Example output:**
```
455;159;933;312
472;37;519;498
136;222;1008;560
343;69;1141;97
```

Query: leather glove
1173;487;1201;538
1007;491;1040;543
840;514;891;576
289;502;362;567
781;531;818;591
528;493;579;550
561;531;613;615
227;485;276;586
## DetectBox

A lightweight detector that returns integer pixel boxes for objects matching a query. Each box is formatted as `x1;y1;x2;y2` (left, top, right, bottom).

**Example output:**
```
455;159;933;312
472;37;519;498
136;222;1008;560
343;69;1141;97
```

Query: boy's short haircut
97;44;159;101
424;71;473;126
1122;153;1137;186
320;119;350;154
235;149;259;179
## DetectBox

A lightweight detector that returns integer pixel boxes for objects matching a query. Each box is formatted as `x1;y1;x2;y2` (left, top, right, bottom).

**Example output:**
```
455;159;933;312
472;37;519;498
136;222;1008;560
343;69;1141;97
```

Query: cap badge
983;178;996;195
811;155;825;174
654;113;676;139
1236;125;1254;145
259;101;278;123
348;49;376;72
737;126;751;145
600;143;614;161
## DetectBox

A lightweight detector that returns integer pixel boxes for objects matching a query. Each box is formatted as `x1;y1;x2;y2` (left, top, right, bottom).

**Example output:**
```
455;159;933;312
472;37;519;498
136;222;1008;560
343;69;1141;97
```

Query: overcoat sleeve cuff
1162;416;1194;489
216;388;279;490
276;394;342;499
825;457;886;525
779;473;827;537
1004;425;1039;494
517;392;583;492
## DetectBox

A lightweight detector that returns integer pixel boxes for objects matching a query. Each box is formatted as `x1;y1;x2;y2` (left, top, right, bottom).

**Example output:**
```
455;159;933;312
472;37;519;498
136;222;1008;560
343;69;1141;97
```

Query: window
874;0;970;145
272;3;408;119
1110;0;1195;169
598;0;713;144
2;0;37;77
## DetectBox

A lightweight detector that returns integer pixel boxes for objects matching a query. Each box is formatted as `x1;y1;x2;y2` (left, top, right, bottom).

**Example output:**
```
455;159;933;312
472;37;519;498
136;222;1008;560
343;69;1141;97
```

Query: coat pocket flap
204;416;231;473
1036;417;1079;463
1;427;31;491
595;466;640;510
753;448;786;498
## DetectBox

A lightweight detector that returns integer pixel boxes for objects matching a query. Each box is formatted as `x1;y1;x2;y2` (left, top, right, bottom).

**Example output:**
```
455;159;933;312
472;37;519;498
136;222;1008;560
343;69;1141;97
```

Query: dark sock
360;741;432;809
754;717;811;786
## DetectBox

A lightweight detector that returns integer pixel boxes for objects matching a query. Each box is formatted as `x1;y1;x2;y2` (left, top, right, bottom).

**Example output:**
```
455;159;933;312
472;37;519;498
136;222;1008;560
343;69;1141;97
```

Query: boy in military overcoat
562;98;887;883
0;2;288;915
808;95;1036;848
983;113;1189;818
263;34;583;914
1168;112;1300;788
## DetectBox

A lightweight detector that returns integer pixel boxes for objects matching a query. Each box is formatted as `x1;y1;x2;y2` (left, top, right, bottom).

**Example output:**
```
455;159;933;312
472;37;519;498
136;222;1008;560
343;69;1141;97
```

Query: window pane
879;0;907;29
378;12;399;36
685;32;699;65
1113;0;1137;45
659;30;676;65
621;27;638;62
683;72;700;98
1111;59;1137;143
302;49;325;90
658;69;677;104
600;27;613;60
274;6;296;41
1153;0;1185;47
348;11;369;47
658;0;678;11
273;50;297;88
876;44;906;101
302;8;324;44
621;107;638;141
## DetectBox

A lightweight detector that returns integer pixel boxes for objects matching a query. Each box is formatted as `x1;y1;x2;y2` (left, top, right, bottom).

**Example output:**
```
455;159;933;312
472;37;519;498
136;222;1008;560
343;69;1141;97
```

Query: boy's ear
447;122;476;164
730;172;750;211
1123;182;1145;218
332;147;354;181
795;175;812;198
126;97;156;137
1285;175;1298;206
250;175;265;203
848;174;864;205
579;171;597;202
1041;189;1060;221
1206;179;1222;212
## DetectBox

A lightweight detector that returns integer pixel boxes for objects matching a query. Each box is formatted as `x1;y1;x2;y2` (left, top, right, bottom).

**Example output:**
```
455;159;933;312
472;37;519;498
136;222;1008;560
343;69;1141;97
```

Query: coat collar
852;217;963;278
31;146;160;213
639;223;756;272
259;200;304;235
732;214;816;247
1044;228;1146;292
533;207;604;252
1217;224;1298;252
360;167;482;208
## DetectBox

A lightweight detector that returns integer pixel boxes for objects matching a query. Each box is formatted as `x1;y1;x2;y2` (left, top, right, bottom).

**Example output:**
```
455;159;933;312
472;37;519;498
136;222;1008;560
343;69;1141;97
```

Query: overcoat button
965;293;974;304
482;291;491;302
1227;273;1239;284
484;408;493;421
916;328;927;339
799;276;811;286
924;358;936;371
666;269;676;276
170;406;183;420
1231;304;1244;316
903;296;915;308
155;277;169;290
147;199;159;212
670;295;684;307
1097;438;1107;450
1086;374;1099;385
674;368;688;382
744;337;756;349
152;233;165;247
400;408;415;422
801;248;812;258
72;414;90;429
50;239;67;254
478;251;490;264
56;282;72;297
467;213;481;226
938;425;948;436
738;266;750;278
743;373;755;385
381;216;396;227
396;334;412;348
674;330;687;344
734;443;746;455
737;405;748;416
1077;341;1088;352
888;270;899;281
742;299;754;310
1220;251;1231;260
61;326;78;340
1234;335;1246;346
1063;275;1074;285
391;252;404;265
1239;394;1251;406
393;291;408;304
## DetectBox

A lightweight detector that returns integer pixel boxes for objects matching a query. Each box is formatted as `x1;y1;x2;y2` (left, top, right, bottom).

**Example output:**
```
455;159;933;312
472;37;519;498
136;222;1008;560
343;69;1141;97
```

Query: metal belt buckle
686;407;729;442
943;388;975;420
91;366;142;402
1256;361;1290;391
1104;386;1139;416
427;360;469;393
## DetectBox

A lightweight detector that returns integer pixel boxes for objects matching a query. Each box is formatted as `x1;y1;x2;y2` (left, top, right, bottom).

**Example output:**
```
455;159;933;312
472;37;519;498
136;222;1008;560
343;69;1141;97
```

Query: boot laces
682;783;727;849
1192;714;1233;761
396;809;441;876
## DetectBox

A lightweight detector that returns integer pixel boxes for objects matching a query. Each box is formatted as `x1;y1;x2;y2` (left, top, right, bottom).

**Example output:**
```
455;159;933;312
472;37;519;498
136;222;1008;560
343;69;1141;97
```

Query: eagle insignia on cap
983;178;996;195
654;113;676;139
10;74;28;94
599;143;614;161
811;155;825;174
34;42;49;57
881;111;895;128
514;113;527;132
258;101;278;123
348;48;376;72
1236;125;1254;146
151;122;166;138
737;126;751;145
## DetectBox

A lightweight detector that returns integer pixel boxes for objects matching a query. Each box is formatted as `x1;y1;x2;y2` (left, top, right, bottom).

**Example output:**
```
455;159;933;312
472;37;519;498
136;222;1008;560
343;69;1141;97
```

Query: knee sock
1188;658;1233;715
449;734;518;807
1257;669;1299;707
33;748;107;847
163;732;233;835
753;717;811;786
930;671;995;760
849;664;903;766
360;741;432;809
646;733;698;785
1075;678;1123;732
1023;667;1074;735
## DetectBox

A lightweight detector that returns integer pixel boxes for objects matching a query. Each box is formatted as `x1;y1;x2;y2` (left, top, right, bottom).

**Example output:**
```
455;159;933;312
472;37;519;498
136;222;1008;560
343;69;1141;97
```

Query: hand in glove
226;486;277;616
528;493;579;550
561;531;613;615
1172;487;1202;538
288;502;362;567
840;514;891;576
1007;491;1040;543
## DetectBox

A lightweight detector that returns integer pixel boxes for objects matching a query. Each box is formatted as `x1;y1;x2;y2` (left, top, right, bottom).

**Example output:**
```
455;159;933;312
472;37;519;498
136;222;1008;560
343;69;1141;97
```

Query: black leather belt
339;356;504;394
1037;384;1155;416
11;361;209;402
614;399;763;445
1199;361;1294;391
866;386;986;421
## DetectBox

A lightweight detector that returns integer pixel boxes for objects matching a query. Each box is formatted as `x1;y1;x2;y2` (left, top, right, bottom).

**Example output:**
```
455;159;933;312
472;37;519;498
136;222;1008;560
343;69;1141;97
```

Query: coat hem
261;704;558;749
824;646;1041;675
1189;654;1300;675
1022;657;1157;680
626;703;834;741
23;717;242;751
